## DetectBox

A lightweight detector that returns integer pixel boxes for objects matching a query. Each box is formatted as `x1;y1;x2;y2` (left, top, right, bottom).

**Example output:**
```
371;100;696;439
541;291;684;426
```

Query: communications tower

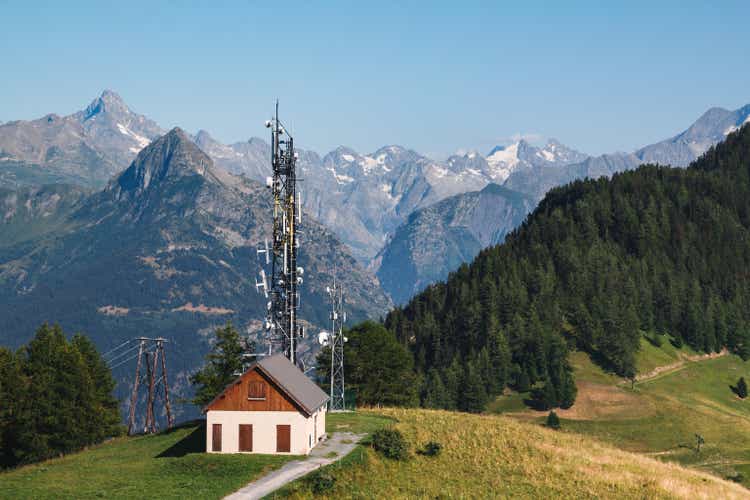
327;280;346;410
256;102;304;365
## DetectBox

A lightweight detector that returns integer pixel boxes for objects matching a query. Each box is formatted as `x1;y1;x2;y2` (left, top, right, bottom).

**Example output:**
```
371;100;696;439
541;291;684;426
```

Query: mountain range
504;104;750;201
2;90;749;312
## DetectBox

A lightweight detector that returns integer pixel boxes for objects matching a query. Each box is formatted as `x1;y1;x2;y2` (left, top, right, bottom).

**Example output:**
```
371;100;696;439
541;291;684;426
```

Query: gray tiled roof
256;354;329;415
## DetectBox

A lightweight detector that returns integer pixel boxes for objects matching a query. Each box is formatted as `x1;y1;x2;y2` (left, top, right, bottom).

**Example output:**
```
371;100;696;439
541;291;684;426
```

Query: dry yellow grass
285;408;749;499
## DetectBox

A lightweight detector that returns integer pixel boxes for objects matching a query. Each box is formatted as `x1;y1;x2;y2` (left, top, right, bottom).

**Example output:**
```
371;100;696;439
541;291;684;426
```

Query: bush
546;411;561;429
728;472;745;483
307;471;336;494
670;336;683;348
372;428;409;460
418;441;442;457
737;377;748;399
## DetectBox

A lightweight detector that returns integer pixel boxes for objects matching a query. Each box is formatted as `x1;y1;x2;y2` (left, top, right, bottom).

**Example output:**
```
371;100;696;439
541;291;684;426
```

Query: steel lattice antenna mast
327;278;346;411
256;101;304;365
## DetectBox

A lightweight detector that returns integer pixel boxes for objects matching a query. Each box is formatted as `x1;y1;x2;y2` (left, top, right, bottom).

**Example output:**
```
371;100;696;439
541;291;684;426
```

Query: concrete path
224;432;364;500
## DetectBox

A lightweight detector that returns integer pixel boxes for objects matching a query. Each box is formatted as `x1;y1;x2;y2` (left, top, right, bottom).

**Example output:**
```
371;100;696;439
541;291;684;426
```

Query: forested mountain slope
385;124;750;410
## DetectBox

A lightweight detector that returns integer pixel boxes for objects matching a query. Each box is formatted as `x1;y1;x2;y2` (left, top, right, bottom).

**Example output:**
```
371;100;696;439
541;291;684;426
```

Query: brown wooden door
212;423;222;452
276;424;291;452
239;424;253;452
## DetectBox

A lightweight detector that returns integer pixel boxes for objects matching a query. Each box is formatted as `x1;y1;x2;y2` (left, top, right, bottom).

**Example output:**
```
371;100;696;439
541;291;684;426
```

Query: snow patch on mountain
116;123;151;149
725;114;750;136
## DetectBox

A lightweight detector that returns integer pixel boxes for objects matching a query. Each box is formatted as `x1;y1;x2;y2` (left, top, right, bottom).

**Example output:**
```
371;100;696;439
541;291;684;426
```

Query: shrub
728;472;745;483
737;377;748;398
670;336;683;348
418;441;442;457
307;470;336;494
546;411;561;429
372;428;409;460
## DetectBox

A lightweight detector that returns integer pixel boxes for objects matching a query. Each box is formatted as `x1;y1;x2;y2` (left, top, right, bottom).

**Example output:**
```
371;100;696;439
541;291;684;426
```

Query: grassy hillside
492;337;750;487
278;408;747;499
0;412;393;500
0;422;294;500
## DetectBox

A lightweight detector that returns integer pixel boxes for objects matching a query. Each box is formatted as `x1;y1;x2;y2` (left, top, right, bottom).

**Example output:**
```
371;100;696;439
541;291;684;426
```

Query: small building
204;354;328;455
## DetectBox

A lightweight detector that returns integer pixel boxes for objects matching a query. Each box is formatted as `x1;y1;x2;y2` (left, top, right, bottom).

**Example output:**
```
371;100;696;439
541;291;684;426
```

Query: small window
248;381;266;400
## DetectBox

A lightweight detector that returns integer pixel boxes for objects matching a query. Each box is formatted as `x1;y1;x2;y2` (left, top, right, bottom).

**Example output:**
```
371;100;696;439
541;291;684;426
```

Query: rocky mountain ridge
374;183;535;304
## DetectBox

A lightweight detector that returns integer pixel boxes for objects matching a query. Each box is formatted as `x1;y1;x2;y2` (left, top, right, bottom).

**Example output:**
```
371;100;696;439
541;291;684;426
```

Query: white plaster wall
303;409;323;449
206;410;311;455
316;408;326;442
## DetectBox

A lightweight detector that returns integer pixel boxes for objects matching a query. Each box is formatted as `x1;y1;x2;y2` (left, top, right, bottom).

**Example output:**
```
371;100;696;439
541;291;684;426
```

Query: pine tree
546;410;561;429
460;360;488;413
557;369;577;409
71;334;121;439
442;357;463;409
737;377;748;399
0;347;25;468
191;322;246;406
516;367;531;393
422;369;448;408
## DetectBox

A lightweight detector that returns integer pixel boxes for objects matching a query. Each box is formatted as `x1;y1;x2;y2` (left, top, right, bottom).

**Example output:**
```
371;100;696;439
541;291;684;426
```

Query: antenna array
256;102;304;365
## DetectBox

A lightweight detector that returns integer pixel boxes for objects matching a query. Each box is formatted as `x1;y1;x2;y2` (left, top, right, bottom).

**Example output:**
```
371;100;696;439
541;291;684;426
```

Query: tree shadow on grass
156;421;206;458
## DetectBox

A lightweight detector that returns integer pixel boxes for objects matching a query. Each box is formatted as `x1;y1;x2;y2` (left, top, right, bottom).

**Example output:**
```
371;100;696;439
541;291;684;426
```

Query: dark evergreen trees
0;324;121;468
459;360;488;413
191;322;249;407
316;321;418;407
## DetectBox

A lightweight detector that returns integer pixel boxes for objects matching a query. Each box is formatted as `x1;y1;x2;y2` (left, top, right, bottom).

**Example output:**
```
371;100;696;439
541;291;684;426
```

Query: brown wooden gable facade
205;367;300;413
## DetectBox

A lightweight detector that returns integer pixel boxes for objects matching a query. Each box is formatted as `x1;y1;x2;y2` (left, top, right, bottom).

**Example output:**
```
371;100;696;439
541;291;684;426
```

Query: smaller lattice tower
327;279;346;411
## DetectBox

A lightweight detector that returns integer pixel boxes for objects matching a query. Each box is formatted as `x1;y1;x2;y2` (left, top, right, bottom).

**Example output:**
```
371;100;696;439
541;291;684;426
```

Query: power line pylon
145;351;156;433
327;279;346;411
256;101;304;366
127;337;173;435
128;338;146;435
157;338;174;428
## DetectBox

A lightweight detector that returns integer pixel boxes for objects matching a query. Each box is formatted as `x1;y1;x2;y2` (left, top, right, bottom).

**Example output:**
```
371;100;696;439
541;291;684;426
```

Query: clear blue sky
1;1;748;158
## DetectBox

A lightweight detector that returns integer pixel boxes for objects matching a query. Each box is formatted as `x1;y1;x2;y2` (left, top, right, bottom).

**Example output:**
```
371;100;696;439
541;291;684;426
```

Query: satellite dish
318;331;330;346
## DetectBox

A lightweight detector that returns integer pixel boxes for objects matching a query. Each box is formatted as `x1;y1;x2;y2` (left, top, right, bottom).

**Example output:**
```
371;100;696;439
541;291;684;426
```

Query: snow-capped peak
485;142;520;182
